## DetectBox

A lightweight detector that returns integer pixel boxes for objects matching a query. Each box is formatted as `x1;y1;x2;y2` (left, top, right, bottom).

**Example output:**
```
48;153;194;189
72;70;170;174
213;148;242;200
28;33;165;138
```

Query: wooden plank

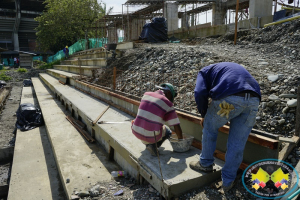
66;115;95;143
192;139;249;170
93;106;109;125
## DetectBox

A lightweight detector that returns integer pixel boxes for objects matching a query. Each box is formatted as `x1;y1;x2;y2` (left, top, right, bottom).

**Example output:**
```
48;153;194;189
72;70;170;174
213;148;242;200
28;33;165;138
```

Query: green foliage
0;72;12;81
39;60;61;69
17;68;28;73
35;0;112;53
33;60;47;68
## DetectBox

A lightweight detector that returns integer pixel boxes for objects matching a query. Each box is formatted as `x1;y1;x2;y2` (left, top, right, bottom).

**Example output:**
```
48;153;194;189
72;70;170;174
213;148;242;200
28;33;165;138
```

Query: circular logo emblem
242;159;299;199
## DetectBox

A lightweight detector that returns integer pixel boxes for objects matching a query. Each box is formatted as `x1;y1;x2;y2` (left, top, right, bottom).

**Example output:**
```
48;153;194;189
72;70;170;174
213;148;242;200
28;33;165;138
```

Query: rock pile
94;44;299;136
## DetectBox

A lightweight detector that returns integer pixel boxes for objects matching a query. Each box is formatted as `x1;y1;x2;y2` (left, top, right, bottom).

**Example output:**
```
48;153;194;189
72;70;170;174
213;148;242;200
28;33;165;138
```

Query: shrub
39;60;61;70
17;68;28;73
0;72;12;81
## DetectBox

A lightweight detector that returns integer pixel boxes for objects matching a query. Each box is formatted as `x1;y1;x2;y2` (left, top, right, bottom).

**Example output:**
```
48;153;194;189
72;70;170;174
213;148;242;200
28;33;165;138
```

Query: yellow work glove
217;101;234;119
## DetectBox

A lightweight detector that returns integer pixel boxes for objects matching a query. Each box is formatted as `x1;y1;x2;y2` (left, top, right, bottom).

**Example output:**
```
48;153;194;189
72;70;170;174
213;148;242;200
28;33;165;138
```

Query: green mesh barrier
47;37;126;63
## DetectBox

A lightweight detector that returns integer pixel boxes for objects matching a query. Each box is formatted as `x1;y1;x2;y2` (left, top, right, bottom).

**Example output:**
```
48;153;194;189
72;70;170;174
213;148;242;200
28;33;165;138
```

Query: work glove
217;101;234;119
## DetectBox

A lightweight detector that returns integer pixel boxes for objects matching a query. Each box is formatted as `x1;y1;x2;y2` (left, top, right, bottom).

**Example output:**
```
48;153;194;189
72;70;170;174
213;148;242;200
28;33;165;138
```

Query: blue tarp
139;17;168;43
273;10;287;22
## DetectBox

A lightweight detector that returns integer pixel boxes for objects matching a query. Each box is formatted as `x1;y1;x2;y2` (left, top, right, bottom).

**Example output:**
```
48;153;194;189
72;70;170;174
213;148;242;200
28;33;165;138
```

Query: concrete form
38;73;226;199
249;0;273;18
31;77;120;200
8;86;65;200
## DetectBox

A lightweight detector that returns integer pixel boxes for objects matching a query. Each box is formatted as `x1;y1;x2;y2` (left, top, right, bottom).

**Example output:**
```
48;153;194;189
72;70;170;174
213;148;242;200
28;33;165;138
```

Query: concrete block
38;73;226;199
249;0;273;18
8;86;65;200
31;77;120;199
53;65;100;77
116;42;133;50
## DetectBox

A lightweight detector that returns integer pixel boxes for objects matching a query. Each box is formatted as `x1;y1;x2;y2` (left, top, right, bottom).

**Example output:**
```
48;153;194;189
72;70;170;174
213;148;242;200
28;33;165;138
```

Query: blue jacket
63;48;69;53
194;62;261;117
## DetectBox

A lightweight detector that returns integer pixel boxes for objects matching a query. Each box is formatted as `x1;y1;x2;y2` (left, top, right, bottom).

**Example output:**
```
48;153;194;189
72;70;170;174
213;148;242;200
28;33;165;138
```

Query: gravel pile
71;177;161;200
4;68;45;82
92;44;299;136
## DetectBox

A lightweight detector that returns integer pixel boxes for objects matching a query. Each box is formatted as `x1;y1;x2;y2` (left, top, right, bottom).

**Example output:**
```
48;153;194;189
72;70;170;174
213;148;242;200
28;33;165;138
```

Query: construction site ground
1;24;300;198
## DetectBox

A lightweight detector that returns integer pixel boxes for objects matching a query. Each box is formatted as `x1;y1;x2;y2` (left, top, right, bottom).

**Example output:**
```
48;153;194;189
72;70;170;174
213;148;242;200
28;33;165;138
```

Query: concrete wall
249;0;273;18
164;3;178;32
171;24;227;39
172;15;273;39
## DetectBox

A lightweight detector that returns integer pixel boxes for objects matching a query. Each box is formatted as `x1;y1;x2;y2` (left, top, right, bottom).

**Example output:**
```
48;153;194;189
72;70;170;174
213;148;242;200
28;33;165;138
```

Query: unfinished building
100;0;274;43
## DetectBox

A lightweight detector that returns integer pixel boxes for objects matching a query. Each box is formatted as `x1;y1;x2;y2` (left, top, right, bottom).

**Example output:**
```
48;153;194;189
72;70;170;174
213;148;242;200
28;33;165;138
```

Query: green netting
1;59;8;66
33;56;43;61
47;37;123;63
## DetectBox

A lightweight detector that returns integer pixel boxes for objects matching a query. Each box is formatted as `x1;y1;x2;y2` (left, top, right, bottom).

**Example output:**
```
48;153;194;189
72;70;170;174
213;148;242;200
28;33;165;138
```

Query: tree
35;0;112;52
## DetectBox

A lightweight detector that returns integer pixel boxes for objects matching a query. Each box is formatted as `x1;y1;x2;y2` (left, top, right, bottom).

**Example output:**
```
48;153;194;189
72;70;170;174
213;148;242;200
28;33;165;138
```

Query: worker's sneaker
222;181;235;192
189;161;214;172
146;144;159;157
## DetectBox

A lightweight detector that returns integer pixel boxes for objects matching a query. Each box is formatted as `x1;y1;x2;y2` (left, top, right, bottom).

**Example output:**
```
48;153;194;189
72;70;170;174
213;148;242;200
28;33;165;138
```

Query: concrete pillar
249;0;273;18
13;0;20;51
212;1;227;26
181;13;189;29
163;3;178;32
13;33;19;51
108;27;118;43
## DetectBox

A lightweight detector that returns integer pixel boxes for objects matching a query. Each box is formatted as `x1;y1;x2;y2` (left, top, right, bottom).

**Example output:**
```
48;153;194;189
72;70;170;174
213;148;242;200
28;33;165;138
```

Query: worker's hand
200;118;204;128
217;101;234;119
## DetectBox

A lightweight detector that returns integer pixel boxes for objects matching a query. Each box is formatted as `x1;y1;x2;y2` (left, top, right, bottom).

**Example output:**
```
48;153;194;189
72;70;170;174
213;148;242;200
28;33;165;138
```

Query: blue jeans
200;95;260;187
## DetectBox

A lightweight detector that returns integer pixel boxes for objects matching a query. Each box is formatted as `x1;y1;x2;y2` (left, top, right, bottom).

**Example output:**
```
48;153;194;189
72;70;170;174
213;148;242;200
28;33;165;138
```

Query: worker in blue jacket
63;46;69;59
190;62;261;191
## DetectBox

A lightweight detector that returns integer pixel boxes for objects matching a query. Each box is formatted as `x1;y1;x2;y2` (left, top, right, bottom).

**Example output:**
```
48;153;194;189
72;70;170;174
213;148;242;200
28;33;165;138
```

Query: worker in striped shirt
131;83;183;156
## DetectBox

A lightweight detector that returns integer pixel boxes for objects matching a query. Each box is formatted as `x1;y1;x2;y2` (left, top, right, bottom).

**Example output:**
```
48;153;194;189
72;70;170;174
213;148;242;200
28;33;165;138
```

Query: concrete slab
38;73;225;199
53;65;100;77
116;42;133;50
8;86;65;200
61;58;107;67
31;77;120;200
47;69;79;78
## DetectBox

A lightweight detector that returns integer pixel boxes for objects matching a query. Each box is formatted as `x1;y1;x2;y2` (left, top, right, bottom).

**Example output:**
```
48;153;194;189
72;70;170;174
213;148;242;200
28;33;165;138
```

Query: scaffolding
89;0;252;43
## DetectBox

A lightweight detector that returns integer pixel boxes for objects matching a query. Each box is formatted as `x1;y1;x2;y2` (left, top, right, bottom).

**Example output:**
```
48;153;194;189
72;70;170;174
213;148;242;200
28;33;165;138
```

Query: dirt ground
0;82;22;148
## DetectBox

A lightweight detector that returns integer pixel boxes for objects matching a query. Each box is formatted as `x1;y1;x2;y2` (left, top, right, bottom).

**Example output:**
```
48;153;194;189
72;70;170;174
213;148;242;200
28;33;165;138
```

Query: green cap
156;83;177;101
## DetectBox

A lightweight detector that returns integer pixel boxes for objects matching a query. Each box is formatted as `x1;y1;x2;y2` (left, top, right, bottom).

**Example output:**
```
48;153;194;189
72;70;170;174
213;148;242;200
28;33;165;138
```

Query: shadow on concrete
39;126;66;200
33;85;65;199
40;82;121;176
139;145;199;180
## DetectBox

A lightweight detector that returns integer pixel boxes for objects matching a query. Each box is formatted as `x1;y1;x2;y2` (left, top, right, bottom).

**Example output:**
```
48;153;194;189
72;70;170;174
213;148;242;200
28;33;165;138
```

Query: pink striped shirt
132;90;180;144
